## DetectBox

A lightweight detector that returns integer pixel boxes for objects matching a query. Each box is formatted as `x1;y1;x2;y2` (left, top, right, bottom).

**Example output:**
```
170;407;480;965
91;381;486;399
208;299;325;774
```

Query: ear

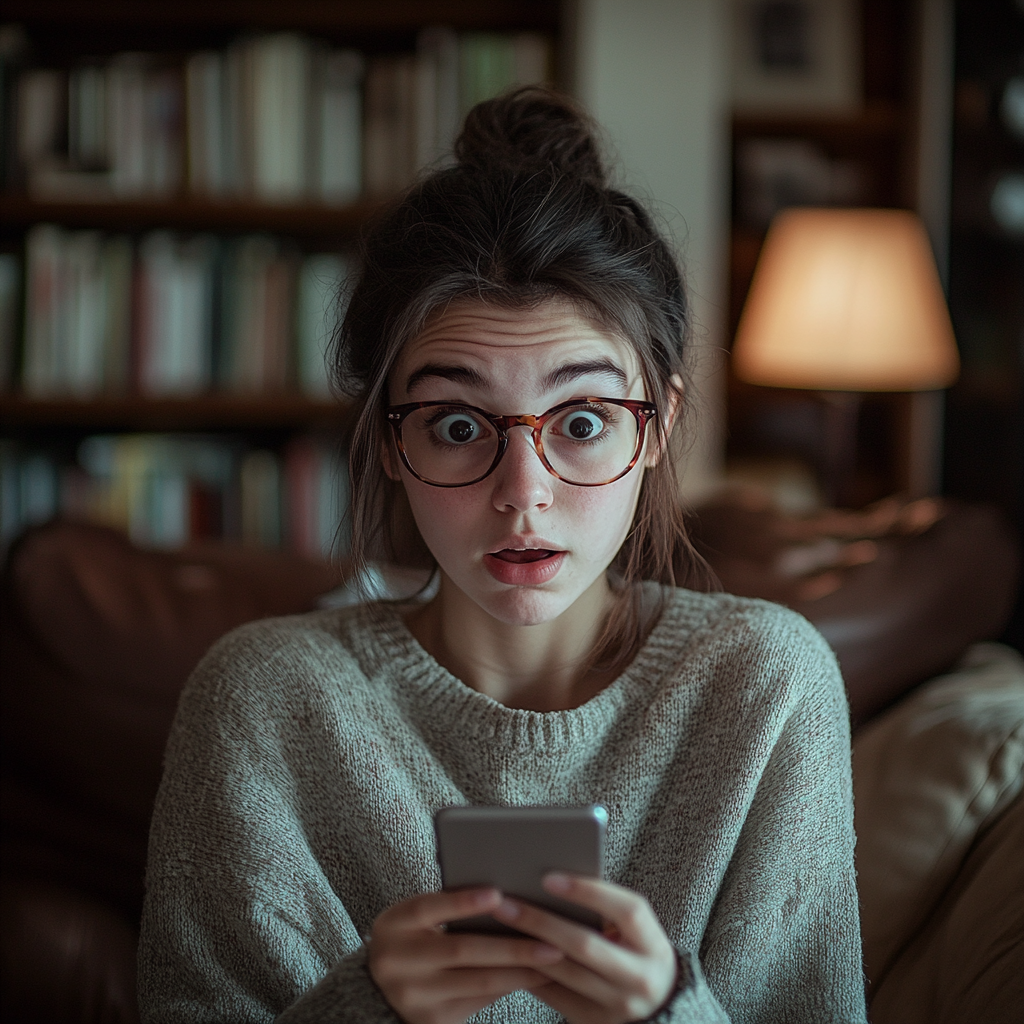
644;375;683;469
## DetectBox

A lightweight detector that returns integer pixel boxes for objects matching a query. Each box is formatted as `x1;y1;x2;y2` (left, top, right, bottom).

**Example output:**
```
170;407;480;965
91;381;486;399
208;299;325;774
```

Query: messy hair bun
454;87;606;188
334;86;706;661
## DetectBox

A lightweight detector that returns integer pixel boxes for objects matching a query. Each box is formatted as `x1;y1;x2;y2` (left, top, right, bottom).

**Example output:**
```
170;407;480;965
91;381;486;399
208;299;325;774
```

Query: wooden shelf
732;103;903;143
5;0;560;33
0;394;352;431
0;195;386;238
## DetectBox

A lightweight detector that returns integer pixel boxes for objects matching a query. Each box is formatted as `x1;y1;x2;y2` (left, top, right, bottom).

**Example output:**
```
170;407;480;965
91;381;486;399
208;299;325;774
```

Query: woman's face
388;299;656;627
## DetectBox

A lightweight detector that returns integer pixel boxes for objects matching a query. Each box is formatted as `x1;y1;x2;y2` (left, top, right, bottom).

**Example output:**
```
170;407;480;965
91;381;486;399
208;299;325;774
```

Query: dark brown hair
331;88;708;663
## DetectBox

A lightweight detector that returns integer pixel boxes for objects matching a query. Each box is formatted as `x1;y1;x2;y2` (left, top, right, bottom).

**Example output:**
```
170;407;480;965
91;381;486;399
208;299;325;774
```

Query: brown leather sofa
0;501;1020;1023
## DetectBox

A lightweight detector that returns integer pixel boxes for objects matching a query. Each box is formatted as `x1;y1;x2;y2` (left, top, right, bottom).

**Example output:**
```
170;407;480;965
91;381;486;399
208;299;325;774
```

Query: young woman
139;91;866;1024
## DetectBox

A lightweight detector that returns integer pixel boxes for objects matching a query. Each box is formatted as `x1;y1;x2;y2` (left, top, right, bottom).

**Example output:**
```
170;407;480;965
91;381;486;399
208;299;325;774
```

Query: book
416;27;460;170
0;253;21;392
144;66;184;195
218;234;284;392
23;223;64;395
224;38;255;195
459;34;515;117
68;64;108;171
297;252;351;397
107;53;149;195
364;54;419;196
16;68;64;172
240;448;282;548
185;51;227;194
63;230;106;397
137;233;216;396
315;49;363;204
251;33;311;202
100;235;133;393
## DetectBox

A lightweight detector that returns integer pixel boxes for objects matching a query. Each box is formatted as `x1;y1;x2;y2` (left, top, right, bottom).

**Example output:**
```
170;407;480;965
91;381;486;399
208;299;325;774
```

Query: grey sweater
138;589;867;1023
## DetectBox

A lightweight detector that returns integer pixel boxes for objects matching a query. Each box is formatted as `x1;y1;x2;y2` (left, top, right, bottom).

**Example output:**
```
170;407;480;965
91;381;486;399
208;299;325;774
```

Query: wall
569;0;730;500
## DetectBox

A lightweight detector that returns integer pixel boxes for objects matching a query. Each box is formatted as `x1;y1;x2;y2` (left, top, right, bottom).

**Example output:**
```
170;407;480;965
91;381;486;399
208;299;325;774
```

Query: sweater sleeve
686;613;867;1023
137;625;403;1024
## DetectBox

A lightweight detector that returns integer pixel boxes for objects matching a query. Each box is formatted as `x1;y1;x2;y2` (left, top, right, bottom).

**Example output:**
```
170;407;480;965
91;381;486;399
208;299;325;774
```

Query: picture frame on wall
731;0;862;114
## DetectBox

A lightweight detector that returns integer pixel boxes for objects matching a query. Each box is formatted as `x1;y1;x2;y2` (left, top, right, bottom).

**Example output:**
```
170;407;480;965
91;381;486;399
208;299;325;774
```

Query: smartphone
434;804;608;936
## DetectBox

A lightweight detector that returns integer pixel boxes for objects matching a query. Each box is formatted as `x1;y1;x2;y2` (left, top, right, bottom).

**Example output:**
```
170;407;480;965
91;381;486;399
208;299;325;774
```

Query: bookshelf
725;0;922;508
0;0;562;553
0;393;350;432
0;195;384;237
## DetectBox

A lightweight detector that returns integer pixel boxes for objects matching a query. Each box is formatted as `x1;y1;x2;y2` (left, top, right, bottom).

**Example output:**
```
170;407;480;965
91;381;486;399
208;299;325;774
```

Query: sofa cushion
866;792;1024;1024
853;642;1024;991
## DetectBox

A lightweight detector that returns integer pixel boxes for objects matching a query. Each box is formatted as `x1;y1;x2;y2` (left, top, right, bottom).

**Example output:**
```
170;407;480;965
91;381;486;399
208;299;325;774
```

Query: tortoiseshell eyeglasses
385;397;658;488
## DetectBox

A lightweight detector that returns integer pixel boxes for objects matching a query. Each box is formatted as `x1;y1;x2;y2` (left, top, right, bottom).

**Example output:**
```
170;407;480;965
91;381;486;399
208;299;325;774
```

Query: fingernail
543;872;570;893
473;888;499;908
495;898;520;919
534;943;563;963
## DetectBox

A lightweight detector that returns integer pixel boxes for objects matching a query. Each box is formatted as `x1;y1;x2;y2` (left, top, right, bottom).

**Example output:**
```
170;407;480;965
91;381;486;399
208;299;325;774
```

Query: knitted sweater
138;589;867;1023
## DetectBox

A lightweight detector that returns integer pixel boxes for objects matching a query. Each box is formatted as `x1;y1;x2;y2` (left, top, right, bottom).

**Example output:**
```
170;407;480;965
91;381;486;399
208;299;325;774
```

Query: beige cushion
867;793;1024;1024
853;642;1024;989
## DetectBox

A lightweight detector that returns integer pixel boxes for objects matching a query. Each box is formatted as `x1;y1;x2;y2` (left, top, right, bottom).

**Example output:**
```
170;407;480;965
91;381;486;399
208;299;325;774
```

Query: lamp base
820;391;861;508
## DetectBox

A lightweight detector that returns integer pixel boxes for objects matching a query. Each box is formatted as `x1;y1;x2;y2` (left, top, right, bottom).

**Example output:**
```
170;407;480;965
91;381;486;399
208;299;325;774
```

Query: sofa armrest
0;877;139;1024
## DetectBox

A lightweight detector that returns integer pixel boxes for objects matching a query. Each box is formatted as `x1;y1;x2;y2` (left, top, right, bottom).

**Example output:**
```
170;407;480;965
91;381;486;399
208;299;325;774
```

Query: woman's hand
367;887;566;1024
491;873;677;1024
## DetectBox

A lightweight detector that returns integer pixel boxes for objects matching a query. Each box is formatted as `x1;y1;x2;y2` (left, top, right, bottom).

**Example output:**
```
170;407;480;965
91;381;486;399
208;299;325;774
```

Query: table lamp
731;207;960;506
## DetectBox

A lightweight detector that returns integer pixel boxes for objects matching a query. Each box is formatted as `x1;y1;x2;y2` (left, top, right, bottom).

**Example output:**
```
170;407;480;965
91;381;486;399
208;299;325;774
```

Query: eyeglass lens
398;401;641;486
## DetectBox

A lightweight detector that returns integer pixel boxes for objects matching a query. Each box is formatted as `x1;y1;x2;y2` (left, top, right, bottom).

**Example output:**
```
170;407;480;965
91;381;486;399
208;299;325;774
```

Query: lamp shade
732;208;960;391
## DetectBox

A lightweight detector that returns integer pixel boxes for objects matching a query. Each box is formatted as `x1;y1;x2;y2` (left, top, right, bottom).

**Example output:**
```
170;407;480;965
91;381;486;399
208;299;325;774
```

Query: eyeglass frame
385;397;659;488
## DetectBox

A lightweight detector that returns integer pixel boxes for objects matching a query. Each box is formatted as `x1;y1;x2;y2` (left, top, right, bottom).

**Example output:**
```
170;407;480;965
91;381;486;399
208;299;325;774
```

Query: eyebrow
542;359;629;391
405;363;488;393
405;358;628;395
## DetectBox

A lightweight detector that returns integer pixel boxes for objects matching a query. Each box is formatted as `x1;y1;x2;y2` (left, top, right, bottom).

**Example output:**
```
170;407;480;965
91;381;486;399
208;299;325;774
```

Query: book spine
23;223;63;396
285;435;317;557
224;40;254;196
362;57;392;198
0;253;20;391
240;448;282;548
185;51;226;194
108;55;148;196
101;235;133;393
145;66;184;195
316;49;363;204
65;230;104;397
252;33;310;201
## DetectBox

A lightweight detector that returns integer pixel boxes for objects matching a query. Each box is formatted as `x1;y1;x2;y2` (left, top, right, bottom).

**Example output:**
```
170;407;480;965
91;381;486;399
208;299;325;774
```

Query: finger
440;932;564;970
542;874;663;950
492;897;640;988
378;887;502;932
530;978;621;1022
427;966;551;999
527;951;624;1006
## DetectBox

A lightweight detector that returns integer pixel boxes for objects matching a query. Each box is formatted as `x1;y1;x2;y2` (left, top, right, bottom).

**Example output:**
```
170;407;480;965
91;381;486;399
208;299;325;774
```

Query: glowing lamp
732;208;960;503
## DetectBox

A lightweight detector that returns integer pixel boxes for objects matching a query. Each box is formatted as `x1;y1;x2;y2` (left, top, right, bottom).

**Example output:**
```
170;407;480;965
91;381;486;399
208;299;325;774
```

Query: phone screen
434;805;607;935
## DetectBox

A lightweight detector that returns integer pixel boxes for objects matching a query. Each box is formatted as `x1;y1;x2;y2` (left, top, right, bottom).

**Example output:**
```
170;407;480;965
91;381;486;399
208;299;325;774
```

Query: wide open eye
432;411;486;445
560;408;606;441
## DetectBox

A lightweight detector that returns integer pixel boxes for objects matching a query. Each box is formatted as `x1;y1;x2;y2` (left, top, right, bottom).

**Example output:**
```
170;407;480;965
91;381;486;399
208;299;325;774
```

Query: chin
477;587;573;627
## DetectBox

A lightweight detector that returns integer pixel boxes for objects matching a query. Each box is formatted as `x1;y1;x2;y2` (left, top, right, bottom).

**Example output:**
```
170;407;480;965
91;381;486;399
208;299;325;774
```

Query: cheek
557;476;643;550
401;478;481;545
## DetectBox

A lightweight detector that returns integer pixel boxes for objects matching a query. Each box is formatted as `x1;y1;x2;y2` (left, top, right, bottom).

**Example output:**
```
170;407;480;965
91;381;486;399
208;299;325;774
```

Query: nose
489;426;554;513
